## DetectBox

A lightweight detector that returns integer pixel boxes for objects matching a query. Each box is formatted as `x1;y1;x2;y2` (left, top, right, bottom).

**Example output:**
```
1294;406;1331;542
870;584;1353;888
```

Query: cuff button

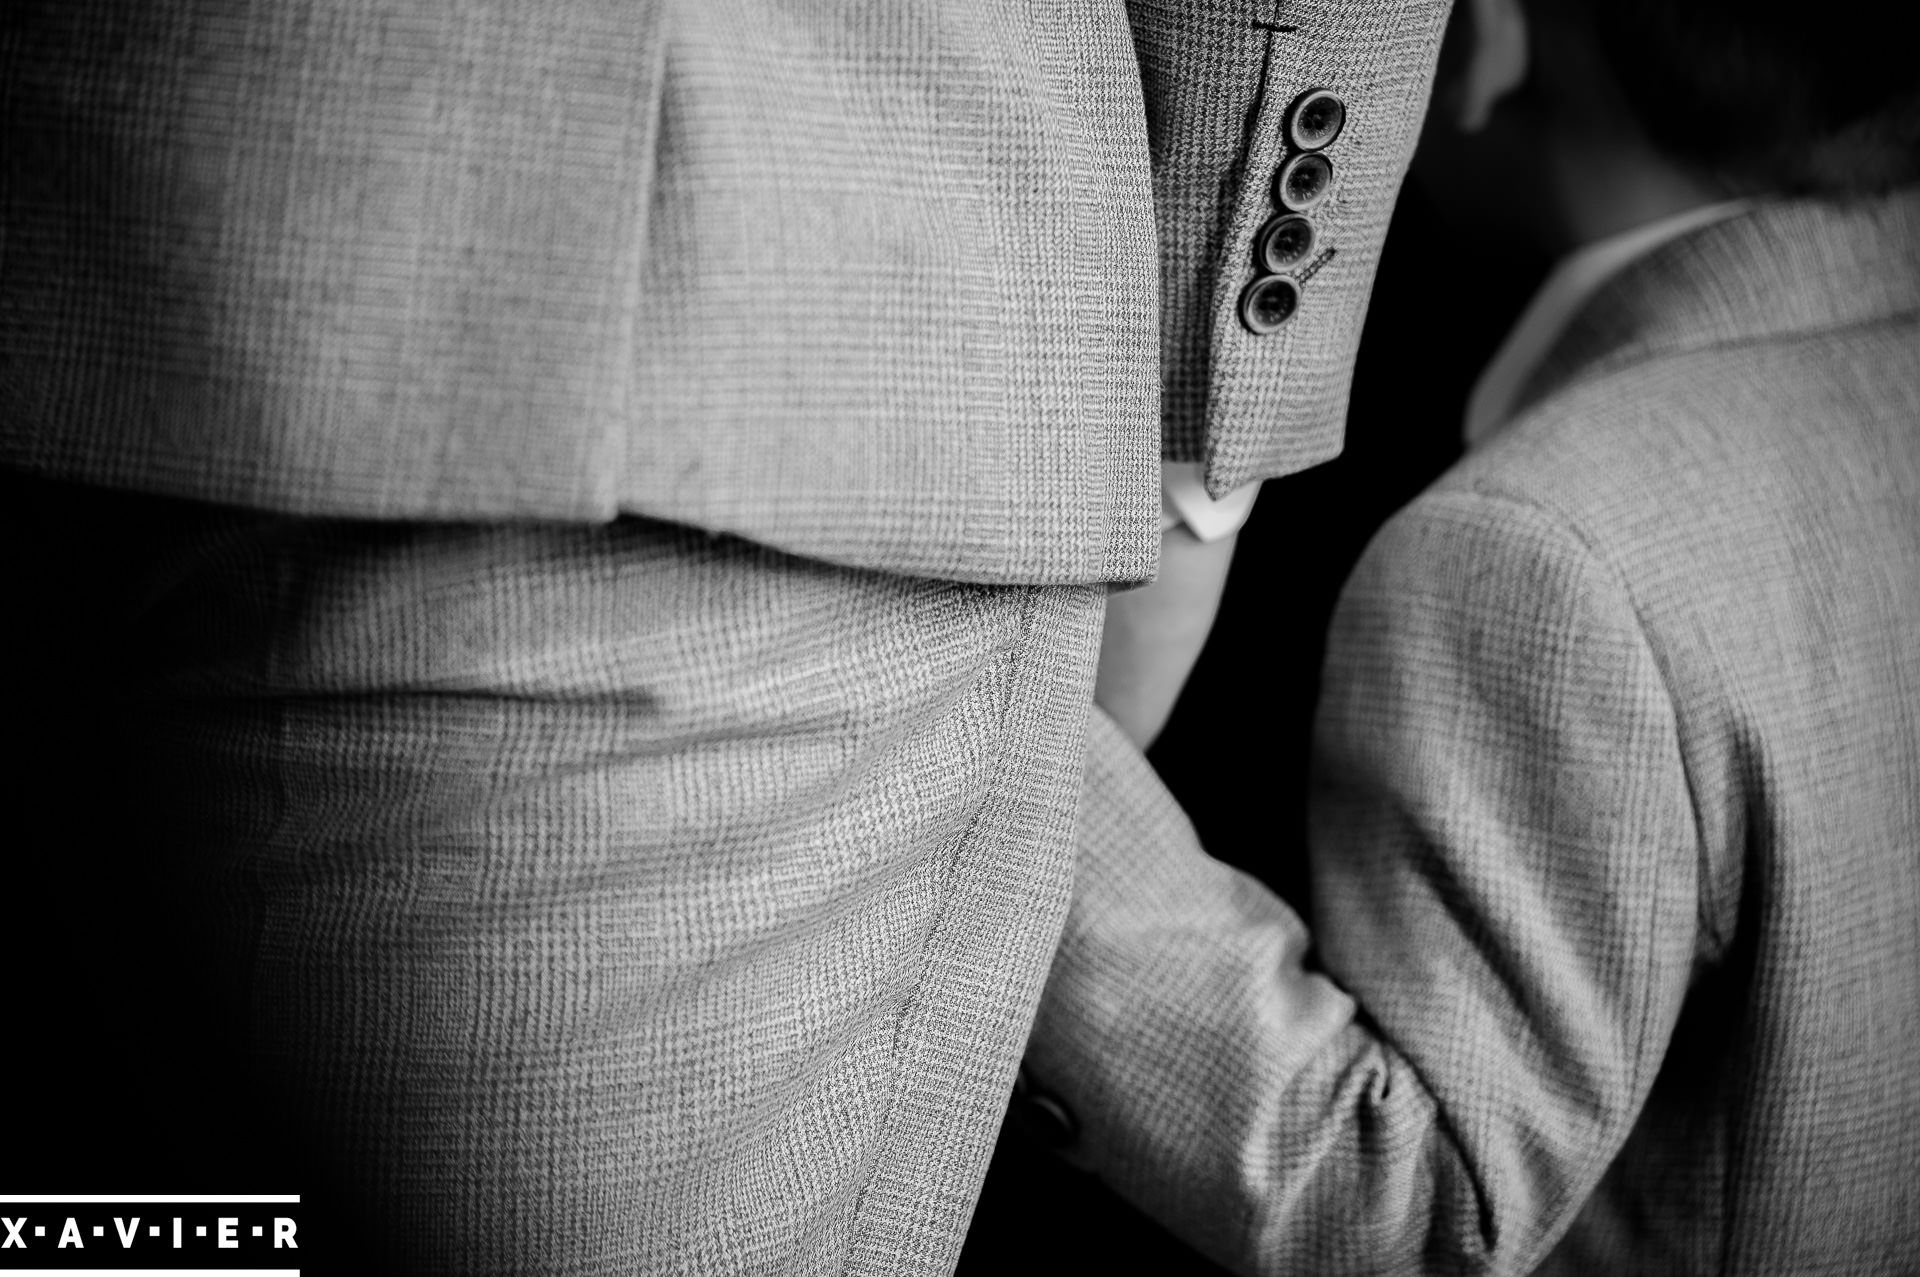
1238;274;1300;334
1023;1092;1078;1149
1275;151;1334;212
1010;1066;1079;1149
1286;88;1347;152
1256;214;1316;273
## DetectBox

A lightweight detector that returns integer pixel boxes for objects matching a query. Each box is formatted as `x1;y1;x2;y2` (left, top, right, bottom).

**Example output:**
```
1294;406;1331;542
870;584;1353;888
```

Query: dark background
958;181;1548;1272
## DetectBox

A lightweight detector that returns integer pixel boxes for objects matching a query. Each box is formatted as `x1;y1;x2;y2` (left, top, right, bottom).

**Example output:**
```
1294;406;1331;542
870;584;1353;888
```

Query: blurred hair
1584;0;1920;193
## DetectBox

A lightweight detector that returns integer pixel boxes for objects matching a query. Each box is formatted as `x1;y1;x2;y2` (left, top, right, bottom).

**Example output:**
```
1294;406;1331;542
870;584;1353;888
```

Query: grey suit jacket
1029;192;1920;1273
1;0;1447;583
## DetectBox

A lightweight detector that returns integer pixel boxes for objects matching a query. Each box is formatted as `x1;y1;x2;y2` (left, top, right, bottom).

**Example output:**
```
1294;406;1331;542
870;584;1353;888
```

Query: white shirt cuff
1160;461;1260;542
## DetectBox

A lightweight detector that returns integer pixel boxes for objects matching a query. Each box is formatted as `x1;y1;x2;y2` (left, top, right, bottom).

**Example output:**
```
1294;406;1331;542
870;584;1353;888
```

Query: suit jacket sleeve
1125;0;1450;486
1027;489;1702;1274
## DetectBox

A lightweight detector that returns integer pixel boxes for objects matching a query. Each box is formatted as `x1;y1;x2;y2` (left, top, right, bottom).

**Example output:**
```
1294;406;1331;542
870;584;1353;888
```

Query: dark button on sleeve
1274;152;1334;212
1238;273;1301;333
1255;214;1316;273
1010;1066;1079;1150
1285;88;1346;151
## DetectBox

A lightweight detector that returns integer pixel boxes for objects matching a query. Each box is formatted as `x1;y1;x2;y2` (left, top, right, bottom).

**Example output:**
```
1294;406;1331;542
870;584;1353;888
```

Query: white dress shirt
1160;461;1261;542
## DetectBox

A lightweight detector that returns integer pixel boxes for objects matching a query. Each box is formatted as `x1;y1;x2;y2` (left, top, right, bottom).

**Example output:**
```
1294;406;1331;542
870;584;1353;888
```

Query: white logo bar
0;1196;299;1204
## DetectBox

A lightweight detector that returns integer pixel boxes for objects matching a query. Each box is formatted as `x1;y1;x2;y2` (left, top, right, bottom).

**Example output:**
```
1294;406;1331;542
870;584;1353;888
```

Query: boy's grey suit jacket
1;0;1446;583
1030;191;1920;1273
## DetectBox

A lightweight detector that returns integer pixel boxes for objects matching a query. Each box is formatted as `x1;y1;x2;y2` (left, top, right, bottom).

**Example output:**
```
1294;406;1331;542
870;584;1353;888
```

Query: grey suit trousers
122;507;1104;1274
